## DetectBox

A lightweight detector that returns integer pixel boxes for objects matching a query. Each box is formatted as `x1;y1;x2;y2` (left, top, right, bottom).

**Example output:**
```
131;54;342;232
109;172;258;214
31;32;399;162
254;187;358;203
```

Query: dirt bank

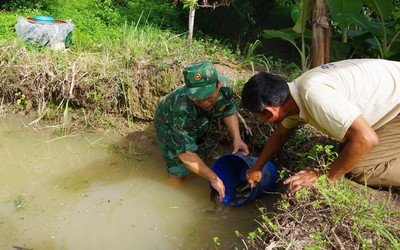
0;45;254;137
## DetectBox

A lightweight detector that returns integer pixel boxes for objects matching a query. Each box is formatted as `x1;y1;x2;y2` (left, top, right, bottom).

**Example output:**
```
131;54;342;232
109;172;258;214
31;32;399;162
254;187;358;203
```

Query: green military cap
184;61;218;100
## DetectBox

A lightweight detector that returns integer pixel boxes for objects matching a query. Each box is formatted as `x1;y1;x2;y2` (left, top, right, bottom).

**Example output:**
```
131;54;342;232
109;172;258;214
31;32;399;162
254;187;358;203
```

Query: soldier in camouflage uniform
154;61;249;201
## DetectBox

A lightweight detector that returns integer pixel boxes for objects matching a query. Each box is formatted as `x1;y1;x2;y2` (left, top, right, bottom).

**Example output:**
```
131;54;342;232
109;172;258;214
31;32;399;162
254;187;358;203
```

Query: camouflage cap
184;61;218;100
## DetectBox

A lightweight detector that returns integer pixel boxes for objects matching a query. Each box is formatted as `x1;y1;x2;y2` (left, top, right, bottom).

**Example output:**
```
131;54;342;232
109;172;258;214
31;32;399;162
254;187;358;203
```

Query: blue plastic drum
210;153;278;206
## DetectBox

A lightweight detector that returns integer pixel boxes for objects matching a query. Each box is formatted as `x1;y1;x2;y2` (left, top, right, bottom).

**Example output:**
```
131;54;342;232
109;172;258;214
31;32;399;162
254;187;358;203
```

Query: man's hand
283;170;319;195
232;139;249;155
246;167;262;188
210;177;225;202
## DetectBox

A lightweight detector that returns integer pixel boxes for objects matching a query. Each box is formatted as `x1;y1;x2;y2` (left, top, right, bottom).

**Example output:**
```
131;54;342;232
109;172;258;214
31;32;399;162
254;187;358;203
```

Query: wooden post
311;0;330;68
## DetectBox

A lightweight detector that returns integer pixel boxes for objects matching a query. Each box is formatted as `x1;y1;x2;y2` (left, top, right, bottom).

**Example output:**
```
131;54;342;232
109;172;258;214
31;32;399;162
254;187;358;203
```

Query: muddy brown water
0;115;280;250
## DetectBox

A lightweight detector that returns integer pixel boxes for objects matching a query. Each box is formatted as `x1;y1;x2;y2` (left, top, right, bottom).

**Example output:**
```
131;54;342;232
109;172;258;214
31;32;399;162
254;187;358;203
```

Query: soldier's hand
232;139;249;156
210;177;225;202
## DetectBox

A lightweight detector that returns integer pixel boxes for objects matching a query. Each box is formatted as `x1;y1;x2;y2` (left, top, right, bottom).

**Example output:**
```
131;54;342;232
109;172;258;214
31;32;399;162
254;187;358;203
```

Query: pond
0;115;280;249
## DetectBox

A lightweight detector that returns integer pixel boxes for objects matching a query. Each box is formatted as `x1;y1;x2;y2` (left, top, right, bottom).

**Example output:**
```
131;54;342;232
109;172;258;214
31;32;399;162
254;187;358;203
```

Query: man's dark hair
241;72;290;114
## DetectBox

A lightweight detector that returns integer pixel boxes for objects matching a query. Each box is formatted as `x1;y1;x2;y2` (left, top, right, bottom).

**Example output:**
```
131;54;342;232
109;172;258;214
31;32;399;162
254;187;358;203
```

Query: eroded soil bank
0;45;253;130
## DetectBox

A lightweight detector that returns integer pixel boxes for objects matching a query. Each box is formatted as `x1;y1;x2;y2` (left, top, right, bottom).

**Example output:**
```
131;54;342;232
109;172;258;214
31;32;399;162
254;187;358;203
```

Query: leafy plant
94;0;121;26
297;144;338;169
262;0;312;72
1;0;52;11
328;0;363;44
335;0;400;59
263;0;400;66
277;169;287;181
14;91;28;108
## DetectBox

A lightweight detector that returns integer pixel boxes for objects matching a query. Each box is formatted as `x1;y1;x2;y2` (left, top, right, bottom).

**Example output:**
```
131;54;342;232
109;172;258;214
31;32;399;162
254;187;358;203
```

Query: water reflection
0;115;280;250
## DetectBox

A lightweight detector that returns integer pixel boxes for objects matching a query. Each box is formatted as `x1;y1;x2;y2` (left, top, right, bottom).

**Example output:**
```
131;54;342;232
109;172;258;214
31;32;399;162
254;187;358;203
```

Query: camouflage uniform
154;61;236;177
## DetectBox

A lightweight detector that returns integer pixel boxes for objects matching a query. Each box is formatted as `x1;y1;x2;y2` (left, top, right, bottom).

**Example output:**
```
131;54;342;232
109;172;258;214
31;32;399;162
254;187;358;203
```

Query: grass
238;177;400;249
233;138;400;249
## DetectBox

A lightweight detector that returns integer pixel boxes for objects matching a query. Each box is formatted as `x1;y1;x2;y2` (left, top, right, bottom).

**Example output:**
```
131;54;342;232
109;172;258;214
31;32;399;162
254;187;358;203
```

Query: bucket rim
211;153;248;167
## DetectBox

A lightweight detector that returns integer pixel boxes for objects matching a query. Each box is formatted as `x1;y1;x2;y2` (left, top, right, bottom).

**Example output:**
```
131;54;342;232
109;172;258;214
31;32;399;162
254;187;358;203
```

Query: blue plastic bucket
210;154;278;206
33;16;55;23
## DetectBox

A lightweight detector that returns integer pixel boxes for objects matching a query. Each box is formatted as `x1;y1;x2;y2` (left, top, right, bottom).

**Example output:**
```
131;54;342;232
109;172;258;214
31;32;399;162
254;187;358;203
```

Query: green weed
238;40;270;73
238;137;398;250
297;144;338;170
239;176;400;249
213;236;220;246
5;194;31;212
14;92;28;108
186;229;196;237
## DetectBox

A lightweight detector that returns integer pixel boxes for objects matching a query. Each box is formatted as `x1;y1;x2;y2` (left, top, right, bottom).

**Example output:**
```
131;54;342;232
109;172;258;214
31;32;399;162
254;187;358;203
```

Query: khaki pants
348;115;400;187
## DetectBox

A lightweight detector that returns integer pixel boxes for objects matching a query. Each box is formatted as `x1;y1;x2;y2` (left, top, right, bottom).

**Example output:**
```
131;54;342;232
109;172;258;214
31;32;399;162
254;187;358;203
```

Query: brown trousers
348;115;400;187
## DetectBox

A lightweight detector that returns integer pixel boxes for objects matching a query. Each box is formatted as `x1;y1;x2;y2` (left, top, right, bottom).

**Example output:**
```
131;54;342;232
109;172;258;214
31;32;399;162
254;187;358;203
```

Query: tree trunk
311;0;330;68
188;7;196;44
